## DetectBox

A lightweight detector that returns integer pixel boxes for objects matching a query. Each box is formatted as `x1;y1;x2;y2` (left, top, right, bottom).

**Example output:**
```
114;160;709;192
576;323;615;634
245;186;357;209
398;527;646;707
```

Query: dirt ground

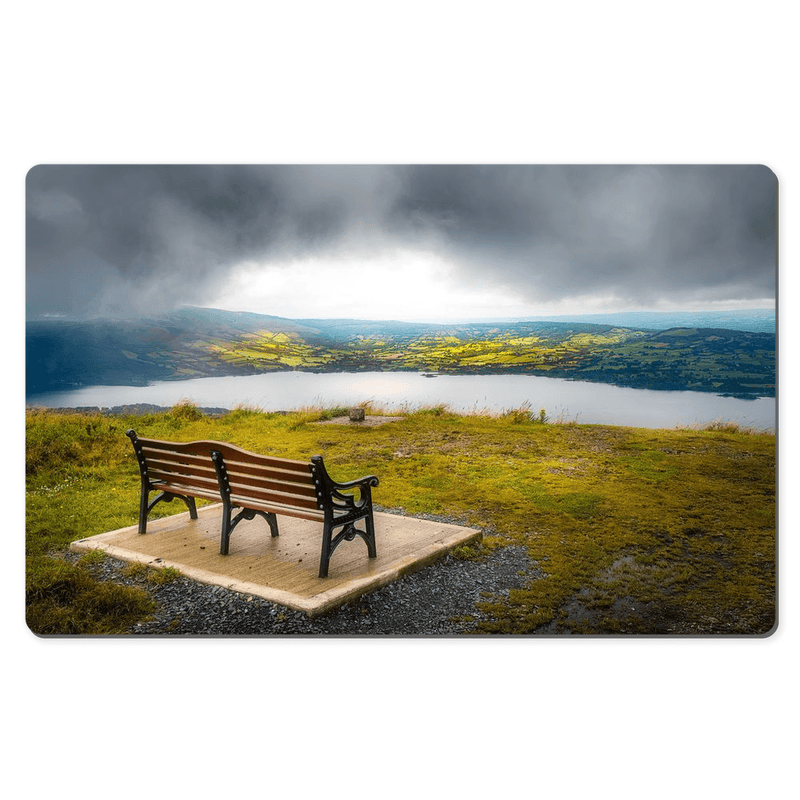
312;415;404;427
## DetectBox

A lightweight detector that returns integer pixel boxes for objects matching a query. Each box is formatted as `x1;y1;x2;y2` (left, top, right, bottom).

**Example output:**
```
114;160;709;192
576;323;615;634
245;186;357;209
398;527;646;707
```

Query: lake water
26;371;776;431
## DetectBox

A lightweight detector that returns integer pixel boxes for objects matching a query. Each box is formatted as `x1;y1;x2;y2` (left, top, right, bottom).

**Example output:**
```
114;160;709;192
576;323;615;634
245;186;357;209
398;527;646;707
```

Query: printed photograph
25;164;777;636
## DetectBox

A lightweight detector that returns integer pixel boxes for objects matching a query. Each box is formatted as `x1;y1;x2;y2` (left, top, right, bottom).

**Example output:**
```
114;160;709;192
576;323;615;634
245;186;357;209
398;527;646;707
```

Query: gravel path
70;509;539;636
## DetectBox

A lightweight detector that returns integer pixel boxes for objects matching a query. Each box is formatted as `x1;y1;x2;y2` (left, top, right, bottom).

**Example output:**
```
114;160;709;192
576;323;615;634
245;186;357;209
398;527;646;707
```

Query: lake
26;371;776;431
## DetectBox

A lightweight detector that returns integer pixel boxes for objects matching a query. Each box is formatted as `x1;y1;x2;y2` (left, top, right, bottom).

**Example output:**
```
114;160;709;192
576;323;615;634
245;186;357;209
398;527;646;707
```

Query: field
168;325;776;397
25;403;776;635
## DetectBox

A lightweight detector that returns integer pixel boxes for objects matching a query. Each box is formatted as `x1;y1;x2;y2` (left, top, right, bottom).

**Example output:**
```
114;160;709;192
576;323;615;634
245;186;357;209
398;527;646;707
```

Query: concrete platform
70;504;482;617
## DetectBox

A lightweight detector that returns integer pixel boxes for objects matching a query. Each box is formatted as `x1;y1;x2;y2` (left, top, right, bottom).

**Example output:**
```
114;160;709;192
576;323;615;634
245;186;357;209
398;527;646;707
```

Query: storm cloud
26;164;776;319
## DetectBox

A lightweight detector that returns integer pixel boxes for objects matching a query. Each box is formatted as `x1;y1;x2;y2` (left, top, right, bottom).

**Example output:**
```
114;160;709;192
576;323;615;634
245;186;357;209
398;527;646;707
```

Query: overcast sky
26;164;777;322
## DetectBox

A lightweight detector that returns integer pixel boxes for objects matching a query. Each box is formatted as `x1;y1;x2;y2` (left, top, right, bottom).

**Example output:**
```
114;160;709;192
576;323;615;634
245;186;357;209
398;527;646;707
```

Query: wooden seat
126;430;379;578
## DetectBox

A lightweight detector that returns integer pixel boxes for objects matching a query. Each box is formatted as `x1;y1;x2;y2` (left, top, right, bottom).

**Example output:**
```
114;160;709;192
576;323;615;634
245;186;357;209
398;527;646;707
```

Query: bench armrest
311;456;379;512
328;475;379;511
329;474;380;492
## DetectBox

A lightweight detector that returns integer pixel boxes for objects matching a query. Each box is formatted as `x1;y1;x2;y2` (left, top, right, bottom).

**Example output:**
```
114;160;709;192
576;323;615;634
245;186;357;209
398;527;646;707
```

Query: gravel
72;511;539;636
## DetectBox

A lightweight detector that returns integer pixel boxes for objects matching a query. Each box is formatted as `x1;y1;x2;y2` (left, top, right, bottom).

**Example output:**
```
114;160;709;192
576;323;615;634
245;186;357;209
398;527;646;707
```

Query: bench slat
211;460;315;485
226;482;321;511
146;456;218;479
147;467;221;493
160;439;303;466
138;440;216;458
141;448;214;467
152;481;221;502
228;494;324;522
222;469;318;498
220;452;312;474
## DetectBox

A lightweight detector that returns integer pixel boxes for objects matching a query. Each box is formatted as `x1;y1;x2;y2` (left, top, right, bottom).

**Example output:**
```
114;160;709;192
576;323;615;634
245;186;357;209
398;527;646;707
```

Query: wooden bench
126;430;379;578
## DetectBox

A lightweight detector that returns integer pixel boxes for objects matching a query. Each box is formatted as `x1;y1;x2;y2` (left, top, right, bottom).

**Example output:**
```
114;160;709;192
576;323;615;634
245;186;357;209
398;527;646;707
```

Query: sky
26;164;777;323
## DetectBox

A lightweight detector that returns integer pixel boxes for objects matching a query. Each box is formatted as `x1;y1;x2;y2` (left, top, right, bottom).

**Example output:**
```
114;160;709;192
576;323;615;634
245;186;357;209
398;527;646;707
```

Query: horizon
28;302;776;327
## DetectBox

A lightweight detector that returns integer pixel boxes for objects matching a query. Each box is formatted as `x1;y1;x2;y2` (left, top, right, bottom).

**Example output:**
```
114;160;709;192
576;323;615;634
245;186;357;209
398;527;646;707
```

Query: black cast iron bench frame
126;430;379;578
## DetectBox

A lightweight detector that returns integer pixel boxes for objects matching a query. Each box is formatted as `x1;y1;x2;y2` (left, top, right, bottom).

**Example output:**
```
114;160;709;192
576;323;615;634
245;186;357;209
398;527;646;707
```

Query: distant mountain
513;309;776;334
26;306;776;398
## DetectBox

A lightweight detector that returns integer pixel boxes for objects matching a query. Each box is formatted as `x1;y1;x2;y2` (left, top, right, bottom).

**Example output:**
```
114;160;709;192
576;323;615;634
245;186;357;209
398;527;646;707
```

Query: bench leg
141;491;198;535
265;512;279;537
138;483;149;535
319;522;334;579
220;507;280;555
318;516;378;578
219;499;233;555
234;510;281;537
364;514;377;559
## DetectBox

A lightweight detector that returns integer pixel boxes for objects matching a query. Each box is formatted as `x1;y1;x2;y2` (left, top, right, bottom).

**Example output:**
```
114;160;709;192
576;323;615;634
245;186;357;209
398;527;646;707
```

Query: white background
6;2;795;798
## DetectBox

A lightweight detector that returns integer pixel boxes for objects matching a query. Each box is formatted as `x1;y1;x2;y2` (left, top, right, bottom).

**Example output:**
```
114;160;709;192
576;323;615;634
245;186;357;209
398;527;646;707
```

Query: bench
126;430;379;578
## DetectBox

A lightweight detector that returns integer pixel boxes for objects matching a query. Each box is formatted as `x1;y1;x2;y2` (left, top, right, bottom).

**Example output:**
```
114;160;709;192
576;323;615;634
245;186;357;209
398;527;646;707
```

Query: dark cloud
390;165;777;305
26;164;776;318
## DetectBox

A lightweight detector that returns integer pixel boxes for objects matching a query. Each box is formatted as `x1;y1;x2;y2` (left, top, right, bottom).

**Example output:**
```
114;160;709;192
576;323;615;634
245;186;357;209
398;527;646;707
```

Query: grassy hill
26;403;776;635
27;307;775;398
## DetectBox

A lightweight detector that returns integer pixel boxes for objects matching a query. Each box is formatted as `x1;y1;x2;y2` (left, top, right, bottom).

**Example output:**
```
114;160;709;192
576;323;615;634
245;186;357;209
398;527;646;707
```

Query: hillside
26;306;775;398
26;404;776;635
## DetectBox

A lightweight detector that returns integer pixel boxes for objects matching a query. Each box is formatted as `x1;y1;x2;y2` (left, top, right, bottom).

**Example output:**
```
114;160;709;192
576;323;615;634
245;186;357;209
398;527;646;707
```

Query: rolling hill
26;306;776;398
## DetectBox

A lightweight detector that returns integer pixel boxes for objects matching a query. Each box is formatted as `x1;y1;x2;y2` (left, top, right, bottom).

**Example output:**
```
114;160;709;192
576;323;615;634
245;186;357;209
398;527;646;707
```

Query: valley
26;307;776;398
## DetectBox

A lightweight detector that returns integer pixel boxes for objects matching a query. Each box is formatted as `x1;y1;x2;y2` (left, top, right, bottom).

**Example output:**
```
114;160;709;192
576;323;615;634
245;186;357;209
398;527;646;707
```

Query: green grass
25;404;776;635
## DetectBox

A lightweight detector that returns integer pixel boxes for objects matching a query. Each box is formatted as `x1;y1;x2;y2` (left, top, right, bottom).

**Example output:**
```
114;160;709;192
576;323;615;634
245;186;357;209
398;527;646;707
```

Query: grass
25;403;776;635
26;556;156;635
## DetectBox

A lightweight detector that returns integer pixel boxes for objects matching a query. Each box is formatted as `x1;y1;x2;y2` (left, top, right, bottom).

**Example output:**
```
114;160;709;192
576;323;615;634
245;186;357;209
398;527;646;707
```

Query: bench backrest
209;442;322;519
128;431;321;515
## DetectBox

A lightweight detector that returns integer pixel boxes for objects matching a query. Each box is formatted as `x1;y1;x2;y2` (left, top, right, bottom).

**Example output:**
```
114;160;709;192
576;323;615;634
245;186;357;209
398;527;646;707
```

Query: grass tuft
501;401;549;424
26;556;155;635
147;566;183;585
